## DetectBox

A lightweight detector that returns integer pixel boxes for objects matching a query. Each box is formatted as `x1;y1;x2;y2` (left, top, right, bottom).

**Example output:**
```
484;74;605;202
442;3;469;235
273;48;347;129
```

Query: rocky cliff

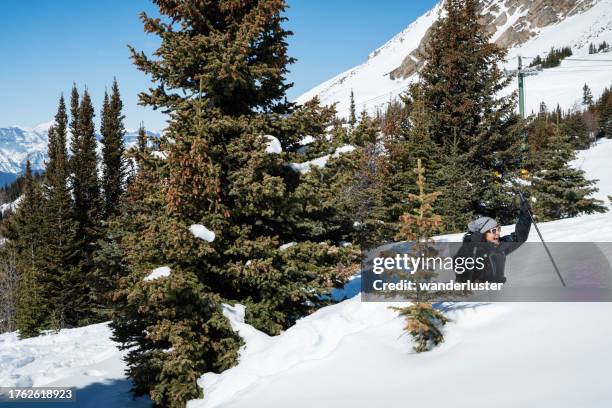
389;0;599;80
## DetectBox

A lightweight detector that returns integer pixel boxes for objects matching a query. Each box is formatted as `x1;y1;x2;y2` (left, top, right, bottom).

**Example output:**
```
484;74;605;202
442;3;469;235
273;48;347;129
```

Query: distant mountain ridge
0;123;160;186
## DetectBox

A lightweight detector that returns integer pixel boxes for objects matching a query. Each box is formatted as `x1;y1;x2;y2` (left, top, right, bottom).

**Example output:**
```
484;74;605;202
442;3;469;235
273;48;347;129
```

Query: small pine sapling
390;159;450;353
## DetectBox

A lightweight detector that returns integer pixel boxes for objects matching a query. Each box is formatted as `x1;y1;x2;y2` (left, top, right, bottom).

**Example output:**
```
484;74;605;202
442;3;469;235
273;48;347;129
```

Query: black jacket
455;202;532;283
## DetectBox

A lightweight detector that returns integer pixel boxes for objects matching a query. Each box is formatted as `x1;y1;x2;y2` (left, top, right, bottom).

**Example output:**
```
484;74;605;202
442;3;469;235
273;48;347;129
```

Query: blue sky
0;0;436;131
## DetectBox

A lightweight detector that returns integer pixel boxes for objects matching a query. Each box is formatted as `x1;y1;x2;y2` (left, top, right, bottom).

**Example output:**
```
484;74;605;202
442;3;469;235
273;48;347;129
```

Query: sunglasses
486;226;501;234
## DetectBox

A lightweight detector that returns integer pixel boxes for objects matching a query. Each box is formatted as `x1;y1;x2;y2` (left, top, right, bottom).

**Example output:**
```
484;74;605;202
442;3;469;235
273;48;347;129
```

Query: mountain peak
33;120;55;133
297;0;612;119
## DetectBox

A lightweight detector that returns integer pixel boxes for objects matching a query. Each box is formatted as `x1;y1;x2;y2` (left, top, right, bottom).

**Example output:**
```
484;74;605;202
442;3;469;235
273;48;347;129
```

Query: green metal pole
518;56;525;118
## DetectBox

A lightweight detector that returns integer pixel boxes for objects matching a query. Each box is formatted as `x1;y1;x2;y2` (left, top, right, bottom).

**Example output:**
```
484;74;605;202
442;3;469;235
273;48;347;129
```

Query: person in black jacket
455;200;532;283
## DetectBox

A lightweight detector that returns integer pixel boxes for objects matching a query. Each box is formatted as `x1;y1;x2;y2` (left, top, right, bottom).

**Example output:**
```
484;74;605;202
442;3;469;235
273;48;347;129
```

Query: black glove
518;192;531;213
520;197;531;213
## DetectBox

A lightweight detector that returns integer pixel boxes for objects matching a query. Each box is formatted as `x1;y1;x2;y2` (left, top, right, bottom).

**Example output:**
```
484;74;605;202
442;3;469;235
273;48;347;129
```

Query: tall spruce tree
42;96;79;328
597;87;612;138
69;88;101;325
436;130;476;233
583;83;594;106
415;0;525;224
112;1;357;406
101;79;126;218
137;123;147;154
72;89;102;234
4;162;47;337
349;89;357;129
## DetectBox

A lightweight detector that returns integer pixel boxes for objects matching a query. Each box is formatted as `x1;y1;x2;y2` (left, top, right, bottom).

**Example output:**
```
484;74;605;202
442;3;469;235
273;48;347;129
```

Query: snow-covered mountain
0;123;160;186
297;0;612;118
0;124;49;174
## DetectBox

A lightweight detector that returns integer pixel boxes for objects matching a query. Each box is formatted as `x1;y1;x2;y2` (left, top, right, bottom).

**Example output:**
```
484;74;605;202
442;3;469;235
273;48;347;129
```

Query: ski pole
518;192;566;287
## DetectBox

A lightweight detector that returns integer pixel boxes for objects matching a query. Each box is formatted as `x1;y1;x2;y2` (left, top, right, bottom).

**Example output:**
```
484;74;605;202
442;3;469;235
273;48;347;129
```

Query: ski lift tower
518;56;525;118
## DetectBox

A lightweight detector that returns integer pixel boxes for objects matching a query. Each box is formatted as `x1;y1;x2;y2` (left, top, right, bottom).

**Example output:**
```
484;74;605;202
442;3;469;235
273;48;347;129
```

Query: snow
190;224;216;242
279;242;296;251
144;266;171;281
288;156;329;173
1;138;612;408
2;5;612;403
297;0;612;119
190;300;612;408
0;195;22;215
264;135;282;154
184;137;612;408
334;145;356;155
0;323;150;406
572;138;612;206
32;120;55;134
151;150;168;160
298;135;315;146
288;145;355;173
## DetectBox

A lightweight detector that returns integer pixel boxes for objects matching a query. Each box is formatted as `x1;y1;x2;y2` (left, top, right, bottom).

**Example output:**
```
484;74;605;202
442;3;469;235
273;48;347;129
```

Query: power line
544;64;612;68
330;59;612;116
535;69;612;73
565;58;612;62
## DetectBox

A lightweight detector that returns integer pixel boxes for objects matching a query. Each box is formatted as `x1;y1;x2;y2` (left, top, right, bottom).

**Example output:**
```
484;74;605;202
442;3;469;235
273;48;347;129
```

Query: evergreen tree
4;162;47;338
137;123;147;154
435;130;475;233
72;89;102;233
124;122;149;186
532;125;606;220
349;89;356;129
414;0;524;224
597;87;612;138
0;171;44;205
526;110;556;169
384;91;440;234
0;244;18;333
380;98;410;137
529;54;542;67
334;142;392;249
563;110;591;150
583;83;594;106
390;159;450;353
69;88;101;325
350;110;379;146
112;1;357;406
42;96;80;328
101;79;126;218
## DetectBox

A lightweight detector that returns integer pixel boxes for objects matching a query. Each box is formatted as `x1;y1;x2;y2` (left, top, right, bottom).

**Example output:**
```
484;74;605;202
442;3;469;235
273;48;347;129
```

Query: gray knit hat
468;217;498;234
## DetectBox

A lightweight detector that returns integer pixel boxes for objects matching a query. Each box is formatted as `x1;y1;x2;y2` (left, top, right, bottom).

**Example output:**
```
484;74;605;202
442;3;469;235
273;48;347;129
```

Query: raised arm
502;199;532;254
514;199;532;243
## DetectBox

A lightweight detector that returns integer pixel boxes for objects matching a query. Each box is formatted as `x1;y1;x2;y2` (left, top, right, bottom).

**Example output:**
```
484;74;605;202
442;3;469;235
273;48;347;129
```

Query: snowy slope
0;323;150;407
296;0;612;118
296;2;443;117
1;140;610;407
191;301;612;408
186;141;612;408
